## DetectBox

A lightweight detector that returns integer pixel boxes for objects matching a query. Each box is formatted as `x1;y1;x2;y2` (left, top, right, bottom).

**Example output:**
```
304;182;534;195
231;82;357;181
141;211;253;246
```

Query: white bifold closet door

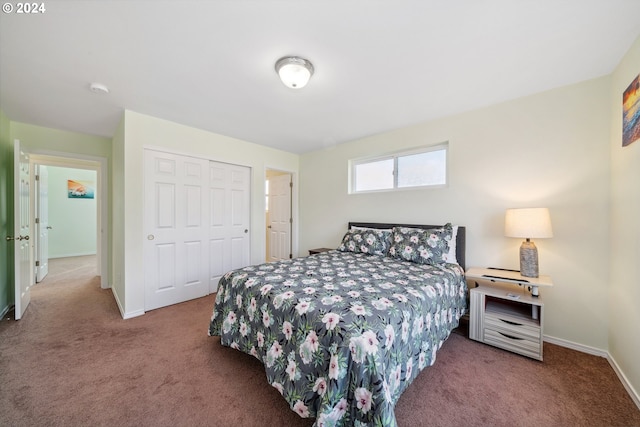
144;149;250;311
208;161;251;293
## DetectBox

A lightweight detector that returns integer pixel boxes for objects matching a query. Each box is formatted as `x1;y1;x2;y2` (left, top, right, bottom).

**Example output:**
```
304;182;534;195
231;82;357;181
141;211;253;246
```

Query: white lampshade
275;56;314;89
505;208;553;239
505;207;553;278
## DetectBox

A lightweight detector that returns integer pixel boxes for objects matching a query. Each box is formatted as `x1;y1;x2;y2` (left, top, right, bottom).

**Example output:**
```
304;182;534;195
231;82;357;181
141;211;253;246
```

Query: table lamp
504;208;553;278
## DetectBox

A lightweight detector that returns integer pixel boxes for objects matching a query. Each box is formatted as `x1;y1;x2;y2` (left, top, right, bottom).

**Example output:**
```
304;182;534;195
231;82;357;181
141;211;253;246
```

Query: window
350;143;447;193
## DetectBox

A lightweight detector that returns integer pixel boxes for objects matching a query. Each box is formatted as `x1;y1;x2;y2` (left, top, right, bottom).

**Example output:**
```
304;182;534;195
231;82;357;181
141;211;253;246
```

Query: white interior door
13;140;32;320
36;165;49;282
268;173;292;262
144;150;210;311
209;161;251;293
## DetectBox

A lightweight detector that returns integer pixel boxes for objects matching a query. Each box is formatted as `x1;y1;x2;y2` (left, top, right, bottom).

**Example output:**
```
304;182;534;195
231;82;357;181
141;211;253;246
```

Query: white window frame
349;142;448;194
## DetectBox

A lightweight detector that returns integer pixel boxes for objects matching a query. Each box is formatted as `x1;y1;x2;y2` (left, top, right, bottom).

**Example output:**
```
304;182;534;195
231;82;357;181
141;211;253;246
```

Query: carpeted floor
1;256;639;427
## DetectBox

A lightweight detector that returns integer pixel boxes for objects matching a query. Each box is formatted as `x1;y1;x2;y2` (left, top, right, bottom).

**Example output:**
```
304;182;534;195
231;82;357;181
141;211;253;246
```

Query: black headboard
348;222;466;270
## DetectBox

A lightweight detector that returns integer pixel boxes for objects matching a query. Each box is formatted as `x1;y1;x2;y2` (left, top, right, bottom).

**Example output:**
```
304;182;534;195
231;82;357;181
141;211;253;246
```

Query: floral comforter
209;250;467;427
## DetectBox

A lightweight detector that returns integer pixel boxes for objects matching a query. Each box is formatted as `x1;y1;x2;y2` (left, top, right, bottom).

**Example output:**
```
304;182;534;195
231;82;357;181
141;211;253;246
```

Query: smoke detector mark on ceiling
89;83;109;94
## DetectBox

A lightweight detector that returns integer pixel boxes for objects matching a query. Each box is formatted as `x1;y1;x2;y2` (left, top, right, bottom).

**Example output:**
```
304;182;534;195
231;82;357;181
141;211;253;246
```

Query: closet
143;149;250;311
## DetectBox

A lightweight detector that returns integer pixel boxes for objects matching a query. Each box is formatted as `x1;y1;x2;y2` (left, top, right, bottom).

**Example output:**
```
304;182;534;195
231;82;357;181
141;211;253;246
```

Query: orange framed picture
67;179;95;199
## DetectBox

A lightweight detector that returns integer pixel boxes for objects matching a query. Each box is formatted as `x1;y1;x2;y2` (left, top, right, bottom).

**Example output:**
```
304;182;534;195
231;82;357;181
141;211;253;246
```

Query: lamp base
519;240;539;278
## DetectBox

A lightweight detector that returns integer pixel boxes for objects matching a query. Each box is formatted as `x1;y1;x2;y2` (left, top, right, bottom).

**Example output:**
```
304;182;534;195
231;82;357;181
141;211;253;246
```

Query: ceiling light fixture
275;56;314;89
89;82;109;94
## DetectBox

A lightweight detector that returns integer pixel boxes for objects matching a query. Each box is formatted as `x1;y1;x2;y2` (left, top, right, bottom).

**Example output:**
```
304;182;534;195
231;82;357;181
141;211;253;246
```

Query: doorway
265;169;293;262
29;152;107;288
36;165;98;282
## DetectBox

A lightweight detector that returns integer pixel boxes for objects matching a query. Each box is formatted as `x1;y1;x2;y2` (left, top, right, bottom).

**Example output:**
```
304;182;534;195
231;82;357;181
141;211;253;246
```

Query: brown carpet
1;256;639;427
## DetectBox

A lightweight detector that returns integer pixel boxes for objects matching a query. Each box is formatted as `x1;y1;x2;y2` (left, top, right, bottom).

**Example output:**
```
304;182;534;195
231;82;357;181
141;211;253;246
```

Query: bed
209;222;467;427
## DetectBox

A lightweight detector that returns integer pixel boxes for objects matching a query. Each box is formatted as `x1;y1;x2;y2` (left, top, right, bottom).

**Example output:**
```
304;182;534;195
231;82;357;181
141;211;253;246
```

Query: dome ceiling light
275;56;314;89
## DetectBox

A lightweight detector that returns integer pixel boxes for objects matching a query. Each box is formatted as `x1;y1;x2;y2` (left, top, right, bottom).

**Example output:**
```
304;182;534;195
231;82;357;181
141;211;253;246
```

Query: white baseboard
543;334;608;357
608;353;640;410
111;287;125;317
110;287;144;320
123;309;145;319
49;252;97;259
544;334;640;410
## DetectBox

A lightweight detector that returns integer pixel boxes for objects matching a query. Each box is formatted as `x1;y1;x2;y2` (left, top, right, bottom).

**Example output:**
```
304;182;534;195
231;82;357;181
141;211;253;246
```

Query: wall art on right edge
623;73;640;147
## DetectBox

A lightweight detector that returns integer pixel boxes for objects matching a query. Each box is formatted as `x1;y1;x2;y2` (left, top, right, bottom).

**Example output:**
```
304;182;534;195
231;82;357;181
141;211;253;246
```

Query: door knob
6;236;15;241
18;235;29;241
46;226;53;230
244;229;248;233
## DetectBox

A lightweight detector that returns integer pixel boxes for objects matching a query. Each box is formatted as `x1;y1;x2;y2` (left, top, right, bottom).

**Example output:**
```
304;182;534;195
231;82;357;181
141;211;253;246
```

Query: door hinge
35;261;40;267
35;218;39;224
35;175;40;181
289;253;293;259
289;218;293;224
289;181;293;188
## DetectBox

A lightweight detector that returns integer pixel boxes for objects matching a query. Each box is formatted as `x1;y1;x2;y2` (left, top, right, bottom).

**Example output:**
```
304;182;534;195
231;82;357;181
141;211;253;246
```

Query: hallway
39;255;97;285
3;255;98;322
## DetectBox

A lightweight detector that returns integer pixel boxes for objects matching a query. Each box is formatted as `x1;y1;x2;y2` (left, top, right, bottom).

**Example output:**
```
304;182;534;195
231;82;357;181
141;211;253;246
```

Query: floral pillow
338;228;392;256
388;223;453;265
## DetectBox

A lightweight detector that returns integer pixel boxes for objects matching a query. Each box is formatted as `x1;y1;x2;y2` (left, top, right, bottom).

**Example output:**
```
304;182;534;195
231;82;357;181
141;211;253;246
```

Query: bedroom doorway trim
28;150;108;289
265;170;292;262
264;166;300;261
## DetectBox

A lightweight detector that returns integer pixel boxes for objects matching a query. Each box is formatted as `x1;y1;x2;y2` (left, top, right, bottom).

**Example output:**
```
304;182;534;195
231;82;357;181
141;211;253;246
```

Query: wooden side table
465;267;553;361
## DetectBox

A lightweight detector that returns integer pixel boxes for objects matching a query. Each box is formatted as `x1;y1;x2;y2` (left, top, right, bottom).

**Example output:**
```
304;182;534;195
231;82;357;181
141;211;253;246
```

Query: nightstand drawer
484;314;540;341
484;329;541;359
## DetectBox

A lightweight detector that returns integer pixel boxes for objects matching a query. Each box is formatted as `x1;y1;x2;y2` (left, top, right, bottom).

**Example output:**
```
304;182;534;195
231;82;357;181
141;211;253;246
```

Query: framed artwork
67;179;95;199
623;73;640;147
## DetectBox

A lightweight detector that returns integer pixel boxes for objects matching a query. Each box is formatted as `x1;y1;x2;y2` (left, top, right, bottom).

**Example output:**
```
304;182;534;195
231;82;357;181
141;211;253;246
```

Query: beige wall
300;76;612;352
110;116;126;313
10;121;112;159
609;35;640;402
113;110;299;317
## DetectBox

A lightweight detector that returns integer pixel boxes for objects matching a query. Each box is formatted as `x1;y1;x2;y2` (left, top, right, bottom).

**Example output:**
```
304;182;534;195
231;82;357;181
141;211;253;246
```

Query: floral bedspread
209;250;467;427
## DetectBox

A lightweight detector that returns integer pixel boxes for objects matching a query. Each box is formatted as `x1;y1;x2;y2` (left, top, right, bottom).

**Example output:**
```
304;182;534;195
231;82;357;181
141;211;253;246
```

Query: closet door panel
144;150;209;311
208;161;251;293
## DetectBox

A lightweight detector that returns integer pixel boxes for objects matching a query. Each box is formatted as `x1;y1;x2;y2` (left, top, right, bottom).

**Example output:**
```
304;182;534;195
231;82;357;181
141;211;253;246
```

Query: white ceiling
1;1;639;154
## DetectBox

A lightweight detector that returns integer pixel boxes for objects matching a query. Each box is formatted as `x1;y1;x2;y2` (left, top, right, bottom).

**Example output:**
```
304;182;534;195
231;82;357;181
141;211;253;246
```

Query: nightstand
465;267;553;361
308;248;333;255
